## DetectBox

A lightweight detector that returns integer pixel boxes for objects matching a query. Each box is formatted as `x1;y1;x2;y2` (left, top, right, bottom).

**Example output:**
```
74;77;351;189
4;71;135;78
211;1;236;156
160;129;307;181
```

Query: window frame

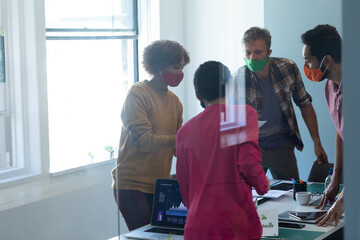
0;0;151;186
0;0;46;185
44;0;139;173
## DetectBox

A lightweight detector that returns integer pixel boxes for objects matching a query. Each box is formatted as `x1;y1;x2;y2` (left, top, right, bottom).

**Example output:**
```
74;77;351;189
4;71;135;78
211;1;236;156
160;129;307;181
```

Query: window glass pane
46;39;134;172
0;83;5;112
0;31;11;172
0;116;13;170
0;34;6;111
45;0;135;31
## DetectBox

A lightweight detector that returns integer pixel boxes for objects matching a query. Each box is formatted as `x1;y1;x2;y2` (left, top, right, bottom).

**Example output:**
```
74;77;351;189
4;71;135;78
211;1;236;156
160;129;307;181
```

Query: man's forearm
300;104;321;144
333;132;343;182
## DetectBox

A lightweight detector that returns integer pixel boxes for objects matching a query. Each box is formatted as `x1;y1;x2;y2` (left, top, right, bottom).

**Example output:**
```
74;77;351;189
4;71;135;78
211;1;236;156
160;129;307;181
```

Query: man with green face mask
233;27;328;181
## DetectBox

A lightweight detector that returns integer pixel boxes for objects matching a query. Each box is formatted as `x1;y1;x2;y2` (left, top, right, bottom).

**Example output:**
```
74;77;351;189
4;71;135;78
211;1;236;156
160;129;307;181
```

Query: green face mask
244;57;268;72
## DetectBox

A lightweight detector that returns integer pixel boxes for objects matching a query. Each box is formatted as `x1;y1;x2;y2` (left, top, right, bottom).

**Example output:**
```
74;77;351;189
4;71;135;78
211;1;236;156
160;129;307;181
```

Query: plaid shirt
233;57;312;151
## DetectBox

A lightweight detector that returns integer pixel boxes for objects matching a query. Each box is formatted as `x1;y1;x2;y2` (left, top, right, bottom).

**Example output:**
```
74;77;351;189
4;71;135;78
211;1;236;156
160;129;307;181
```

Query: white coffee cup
296;191;313;205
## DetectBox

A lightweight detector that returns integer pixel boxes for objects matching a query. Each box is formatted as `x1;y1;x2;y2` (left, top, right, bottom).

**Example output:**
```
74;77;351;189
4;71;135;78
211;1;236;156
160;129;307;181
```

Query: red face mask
303;57;328;82
162;71;184;87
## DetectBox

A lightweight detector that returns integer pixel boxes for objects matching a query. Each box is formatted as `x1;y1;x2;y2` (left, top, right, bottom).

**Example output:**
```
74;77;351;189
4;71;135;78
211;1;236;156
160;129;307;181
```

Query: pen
270;180;281;187
291;178;296;183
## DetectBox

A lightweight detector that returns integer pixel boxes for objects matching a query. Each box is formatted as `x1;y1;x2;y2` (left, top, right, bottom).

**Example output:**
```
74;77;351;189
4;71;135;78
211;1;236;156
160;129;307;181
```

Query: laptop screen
151;179;188;229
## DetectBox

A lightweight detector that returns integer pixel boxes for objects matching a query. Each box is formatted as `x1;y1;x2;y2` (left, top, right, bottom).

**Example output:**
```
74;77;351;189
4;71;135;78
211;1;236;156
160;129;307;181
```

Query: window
0;30;11;172
0;0;146;183
0;0;40;182
45;0;139;172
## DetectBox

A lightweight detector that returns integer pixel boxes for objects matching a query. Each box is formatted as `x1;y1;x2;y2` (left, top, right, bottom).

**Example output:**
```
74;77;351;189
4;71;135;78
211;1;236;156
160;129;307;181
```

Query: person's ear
267;49;272;58
323;55;333;68
195;91;201;101
195;91;207;109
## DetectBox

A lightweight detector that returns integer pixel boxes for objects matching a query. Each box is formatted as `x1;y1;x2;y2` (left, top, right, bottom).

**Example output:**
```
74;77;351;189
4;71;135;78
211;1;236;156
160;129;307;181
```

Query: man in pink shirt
301;24;343;227
176;61;269;239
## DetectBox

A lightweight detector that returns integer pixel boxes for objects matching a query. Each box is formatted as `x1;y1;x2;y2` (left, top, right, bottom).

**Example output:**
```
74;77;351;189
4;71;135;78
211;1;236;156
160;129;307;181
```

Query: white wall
0;163;122;240
182;0;264;121
158;0;264;122
264;0;342;180
158;0;186;108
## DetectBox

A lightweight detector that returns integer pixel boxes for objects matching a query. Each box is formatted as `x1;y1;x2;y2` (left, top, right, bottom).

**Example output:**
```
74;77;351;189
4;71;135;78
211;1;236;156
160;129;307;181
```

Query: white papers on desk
258;121;267;128
252;189;288;199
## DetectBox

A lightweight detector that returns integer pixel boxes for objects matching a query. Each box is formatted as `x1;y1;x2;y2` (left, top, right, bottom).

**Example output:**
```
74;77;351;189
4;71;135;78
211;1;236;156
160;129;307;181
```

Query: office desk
110;183;344;240
258;183;344;240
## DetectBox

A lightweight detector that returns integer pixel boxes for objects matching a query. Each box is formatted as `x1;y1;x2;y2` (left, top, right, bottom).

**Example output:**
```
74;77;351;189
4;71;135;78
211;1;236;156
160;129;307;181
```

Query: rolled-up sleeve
237;106;268;195
291;63;312;108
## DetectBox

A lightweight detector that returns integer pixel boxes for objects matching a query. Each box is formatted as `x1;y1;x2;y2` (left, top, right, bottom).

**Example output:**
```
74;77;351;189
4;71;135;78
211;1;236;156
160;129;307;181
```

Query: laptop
124;179;187;240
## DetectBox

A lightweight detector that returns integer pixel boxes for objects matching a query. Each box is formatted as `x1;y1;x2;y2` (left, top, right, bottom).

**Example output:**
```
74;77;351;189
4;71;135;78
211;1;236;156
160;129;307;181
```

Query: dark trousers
113;189;154;231
260;141;300;180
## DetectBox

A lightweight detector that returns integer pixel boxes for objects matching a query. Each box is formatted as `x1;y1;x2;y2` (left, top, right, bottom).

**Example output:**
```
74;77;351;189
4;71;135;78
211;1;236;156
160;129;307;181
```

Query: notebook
124;179;187;240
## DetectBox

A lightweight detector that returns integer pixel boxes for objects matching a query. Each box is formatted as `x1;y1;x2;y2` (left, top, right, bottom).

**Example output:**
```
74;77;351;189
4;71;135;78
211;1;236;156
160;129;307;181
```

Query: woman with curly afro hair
112;40;190;231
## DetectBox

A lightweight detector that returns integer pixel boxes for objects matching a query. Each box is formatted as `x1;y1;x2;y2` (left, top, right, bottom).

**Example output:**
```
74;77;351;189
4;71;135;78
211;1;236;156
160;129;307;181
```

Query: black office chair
307;161;334;183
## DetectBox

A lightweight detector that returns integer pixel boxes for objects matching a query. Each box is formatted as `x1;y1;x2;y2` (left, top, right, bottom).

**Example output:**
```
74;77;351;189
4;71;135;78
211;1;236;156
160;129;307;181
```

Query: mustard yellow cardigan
112;80;183;193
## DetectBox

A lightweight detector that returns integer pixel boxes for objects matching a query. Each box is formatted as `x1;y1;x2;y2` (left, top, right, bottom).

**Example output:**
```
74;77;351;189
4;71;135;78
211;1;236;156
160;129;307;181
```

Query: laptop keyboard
145;227;184;235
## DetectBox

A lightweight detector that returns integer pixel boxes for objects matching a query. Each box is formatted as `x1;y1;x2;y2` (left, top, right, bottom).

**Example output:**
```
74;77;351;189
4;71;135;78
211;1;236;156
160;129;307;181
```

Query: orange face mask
303;57;328;82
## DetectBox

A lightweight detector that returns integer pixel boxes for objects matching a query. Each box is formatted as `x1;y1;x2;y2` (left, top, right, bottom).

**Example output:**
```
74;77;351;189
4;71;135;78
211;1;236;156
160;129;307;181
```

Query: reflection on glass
175;61;267;239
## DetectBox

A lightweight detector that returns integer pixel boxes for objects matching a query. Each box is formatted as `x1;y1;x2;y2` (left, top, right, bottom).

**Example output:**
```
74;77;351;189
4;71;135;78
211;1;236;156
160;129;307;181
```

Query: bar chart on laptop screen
164;190;188;225
166;194;188;217
155;189;188;224
154;181;188;226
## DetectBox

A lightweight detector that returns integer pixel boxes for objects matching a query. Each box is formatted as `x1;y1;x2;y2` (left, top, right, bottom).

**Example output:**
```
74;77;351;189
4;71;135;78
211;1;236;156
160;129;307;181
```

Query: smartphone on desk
279;222;305;229
270;182;293;191
289;211;327;220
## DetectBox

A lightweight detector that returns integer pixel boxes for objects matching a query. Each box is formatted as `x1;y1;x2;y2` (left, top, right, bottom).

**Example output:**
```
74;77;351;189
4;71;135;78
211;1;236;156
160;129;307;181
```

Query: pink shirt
176;104;268;240
325;80;343;140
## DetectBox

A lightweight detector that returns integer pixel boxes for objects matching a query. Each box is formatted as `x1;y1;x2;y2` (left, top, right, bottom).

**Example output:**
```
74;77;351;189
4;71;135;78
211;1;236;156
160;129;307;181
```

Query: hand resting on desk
316;178;340;209
315;190;344;227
